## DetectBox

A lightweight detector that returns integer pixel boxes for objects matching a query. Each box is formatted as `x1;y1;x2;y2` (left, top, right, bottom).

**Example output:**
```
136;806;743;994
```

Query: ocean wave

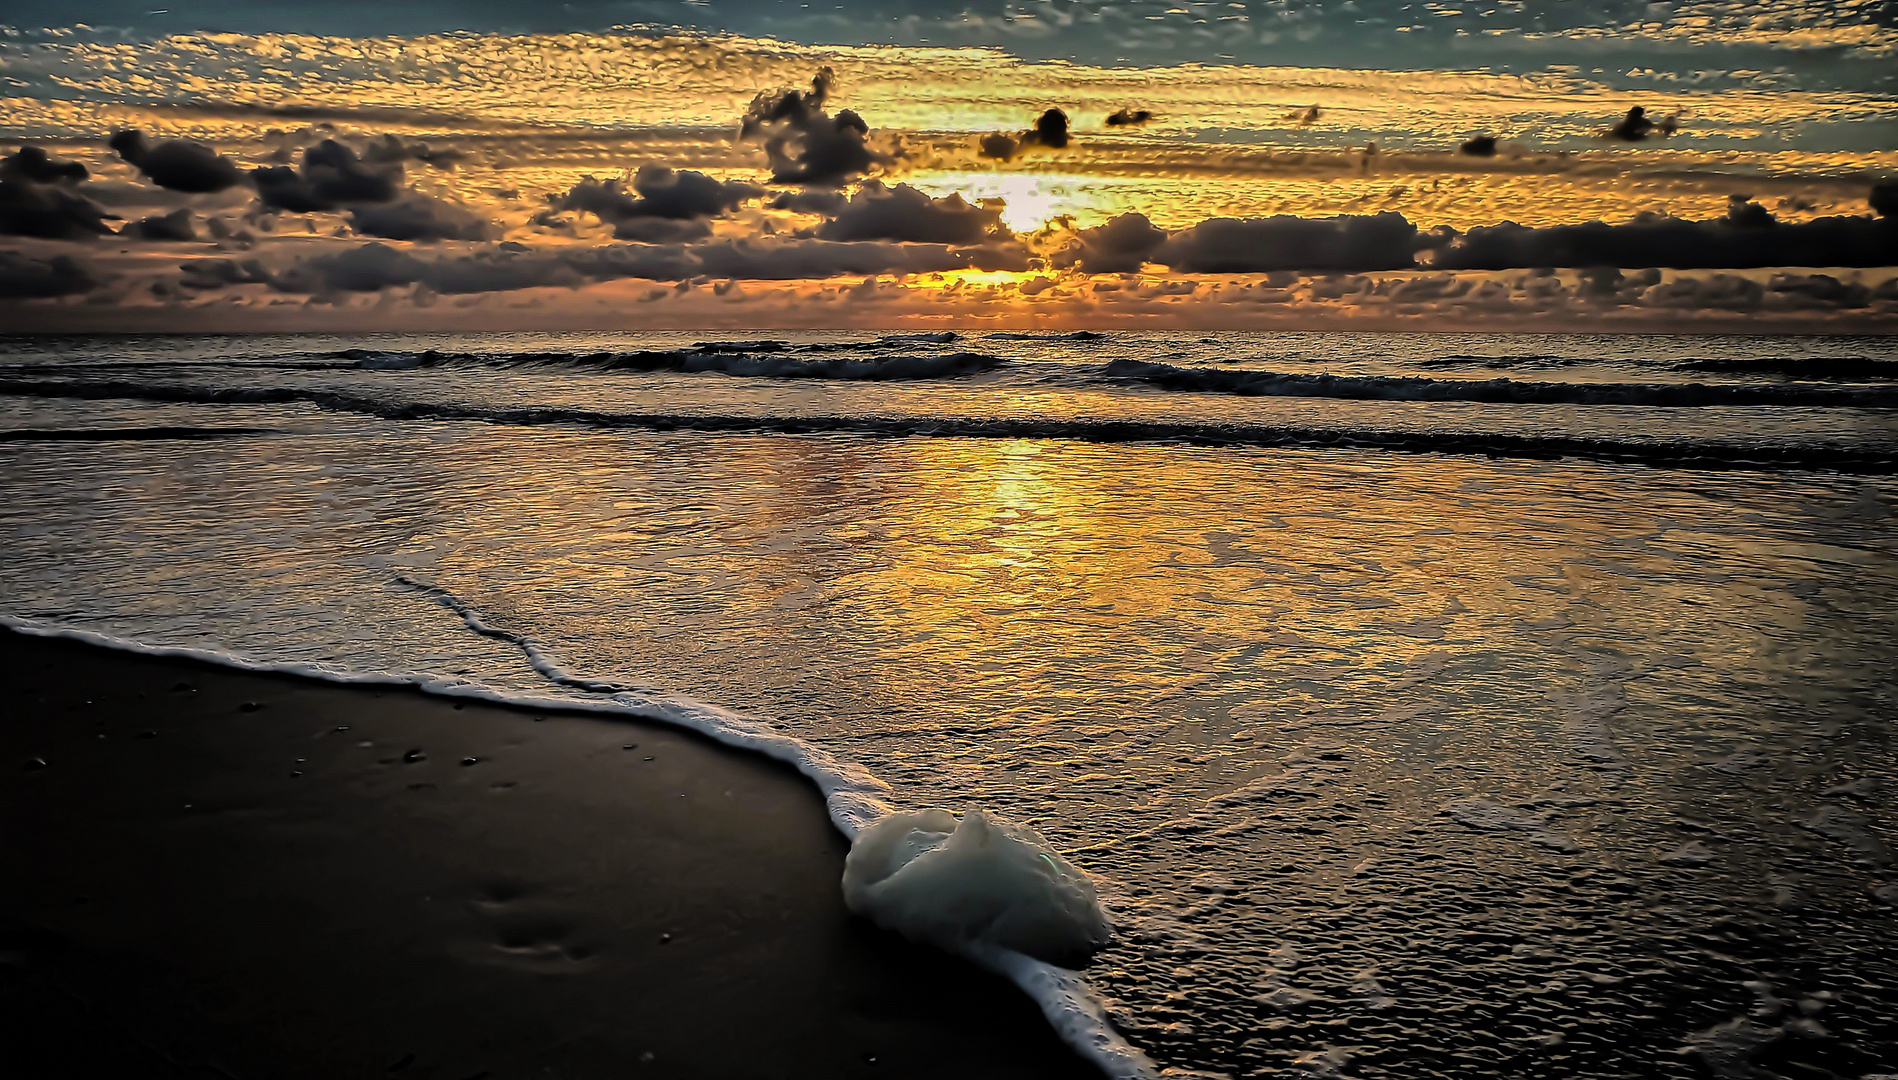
1105;358;1898;408
1670;355;1898;380
985;331;1109;341
691;331;962;352
332;347;1005;381
3;376;1891;473
1416;353;1590;369
0;425;278;441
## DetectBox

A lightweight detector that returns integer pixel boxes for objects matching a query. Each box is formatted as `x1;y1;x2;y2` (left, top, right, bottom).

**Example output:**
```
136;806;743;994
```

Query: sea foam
843;809;1113;968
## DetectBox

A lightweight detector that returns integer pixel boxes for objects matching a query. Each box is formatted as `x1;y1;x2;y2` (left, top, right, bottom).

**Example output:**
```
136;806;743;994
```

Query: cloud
979;108;1071;162
738;67;897;187
252;138;403;212
179;233;1015;298
1156;212;1422;273
346;193;492;242
1;146;88;184
978;133;1022;162
1057;212;1169;273
0;251;97;297
770;189;849;215
360;134;465;170
1604;106;1679;142
1872;182;1898;218
108;130;245;193
1029;108;1071;150
813;181;1008;245
1427;197;1898;269
0;177;116;239
547;166;764;239
1105;108;1154;127
124;207;197;241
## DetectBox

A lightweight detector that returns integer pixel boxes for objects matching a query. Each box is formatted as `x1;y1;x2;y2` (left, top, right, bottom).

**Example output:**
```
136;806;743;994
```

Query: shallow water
2;330;1895;1079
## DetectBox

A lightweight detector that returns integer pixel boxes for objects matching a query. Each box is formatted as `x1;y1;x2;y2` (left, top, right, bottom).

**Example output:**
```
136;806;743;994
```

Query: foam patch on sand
0;608;1157;1080
843;809;1113;967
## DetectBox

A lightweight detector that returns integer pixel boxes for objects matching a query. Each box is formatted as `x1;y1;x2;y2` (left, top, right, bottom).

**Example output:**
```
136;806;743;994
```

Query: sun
905;170;1113;233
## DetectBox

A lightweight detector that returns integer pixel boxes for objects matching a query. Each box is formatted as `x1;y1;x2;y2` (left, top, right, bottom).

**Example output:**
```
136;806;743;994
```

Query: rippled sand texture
2;335;1895;1078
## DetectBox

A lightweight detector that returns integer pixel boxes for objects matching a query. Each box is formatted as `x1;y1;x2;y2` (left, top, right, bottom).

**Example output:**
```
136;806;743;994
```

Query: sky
0;0;1894;330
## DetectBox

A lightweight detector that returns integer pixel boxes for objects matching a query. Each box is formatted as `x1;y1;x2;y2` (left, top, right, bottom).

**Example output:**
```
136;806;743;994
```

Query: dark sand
0;630;1101;1079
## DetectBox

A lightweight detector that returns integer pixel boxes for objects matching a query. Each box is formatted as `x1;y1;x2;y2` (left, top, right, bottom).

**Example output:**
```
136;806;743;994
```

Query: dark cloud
770;189;849;215
1605;106;1678;142
179;256;275;291
184;233;1015;298
978;133;1022;162
124;208;197;241
1105;108;1154;127
980;108;1070;161
548;166;765;238
1;146;88;184
1029;108;1070;150
0;178;116;239
346;194;492;242
1457;135;1498;157
1427;200;1898;270
813;181;1007;246
739;67;895;187
360;134;465;170
0;251;97;298
1156;212;1421;273
252;138;403;212
1872;182;1898;218
692;238;976;280
1059;212;1168;273
108;130;245;193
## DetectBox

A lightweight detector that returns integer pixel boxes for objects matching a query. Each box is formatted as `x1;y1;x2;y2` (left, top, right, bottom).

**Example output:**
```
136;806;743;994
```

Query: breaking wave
1106;358;1898;408
336;347;1005;381
3;376;1892;473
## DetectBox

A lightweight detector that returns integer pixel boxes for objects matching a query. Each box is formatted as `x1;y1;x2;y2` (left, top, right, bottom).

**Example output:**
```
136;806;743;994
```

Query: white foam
843;809;1113;966
0;610;1157;1080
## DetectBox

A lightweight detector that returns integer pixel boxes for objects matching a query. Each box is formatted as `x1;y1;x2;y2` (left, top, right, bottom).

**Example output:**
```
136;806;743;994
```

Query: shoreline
0;627;1103;1079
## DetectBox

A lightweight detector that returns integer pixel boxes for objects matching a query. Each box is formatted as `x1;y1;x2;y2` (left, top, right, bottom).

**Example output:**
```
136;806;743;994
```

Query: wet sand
0;629;1100;1079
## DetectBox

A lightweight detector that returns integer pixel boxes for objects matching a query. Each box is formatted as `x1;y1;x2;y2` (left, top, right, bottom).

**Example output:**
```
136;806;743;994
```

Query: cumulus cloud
0;251;97;297
813;181;1008;245
177;233;1018;299
0;177;116;239
1604;106;1679;142
547;166;764;239
1156;212;1422;273
252;139;402;212
124;208;197;241
1106;108;1154;127
1427;197;1898;269
1873;182;1898;218
2;146;88;184
1057;212;1168;273
108;130;245;193
770;189;849;215
979;108;1071;162
739;67;896;187
359;134;465;170
346;194;492;242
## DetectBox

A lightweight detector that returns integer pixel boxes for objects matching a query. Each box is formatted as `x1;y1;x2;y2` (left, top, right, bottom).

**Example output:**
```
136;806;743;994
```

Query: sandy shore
0;629;1100;1079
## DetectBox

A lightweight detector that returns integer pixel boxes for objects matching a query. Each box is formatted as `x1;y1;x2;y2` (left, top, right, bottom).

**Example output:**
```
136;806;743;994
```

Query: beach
0;628;1099;1079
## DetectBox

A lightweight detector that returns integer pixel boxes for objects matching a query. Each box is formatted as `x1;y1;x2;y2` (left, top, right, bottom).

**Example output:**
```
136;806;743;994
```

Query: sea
1;329;1895;1079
